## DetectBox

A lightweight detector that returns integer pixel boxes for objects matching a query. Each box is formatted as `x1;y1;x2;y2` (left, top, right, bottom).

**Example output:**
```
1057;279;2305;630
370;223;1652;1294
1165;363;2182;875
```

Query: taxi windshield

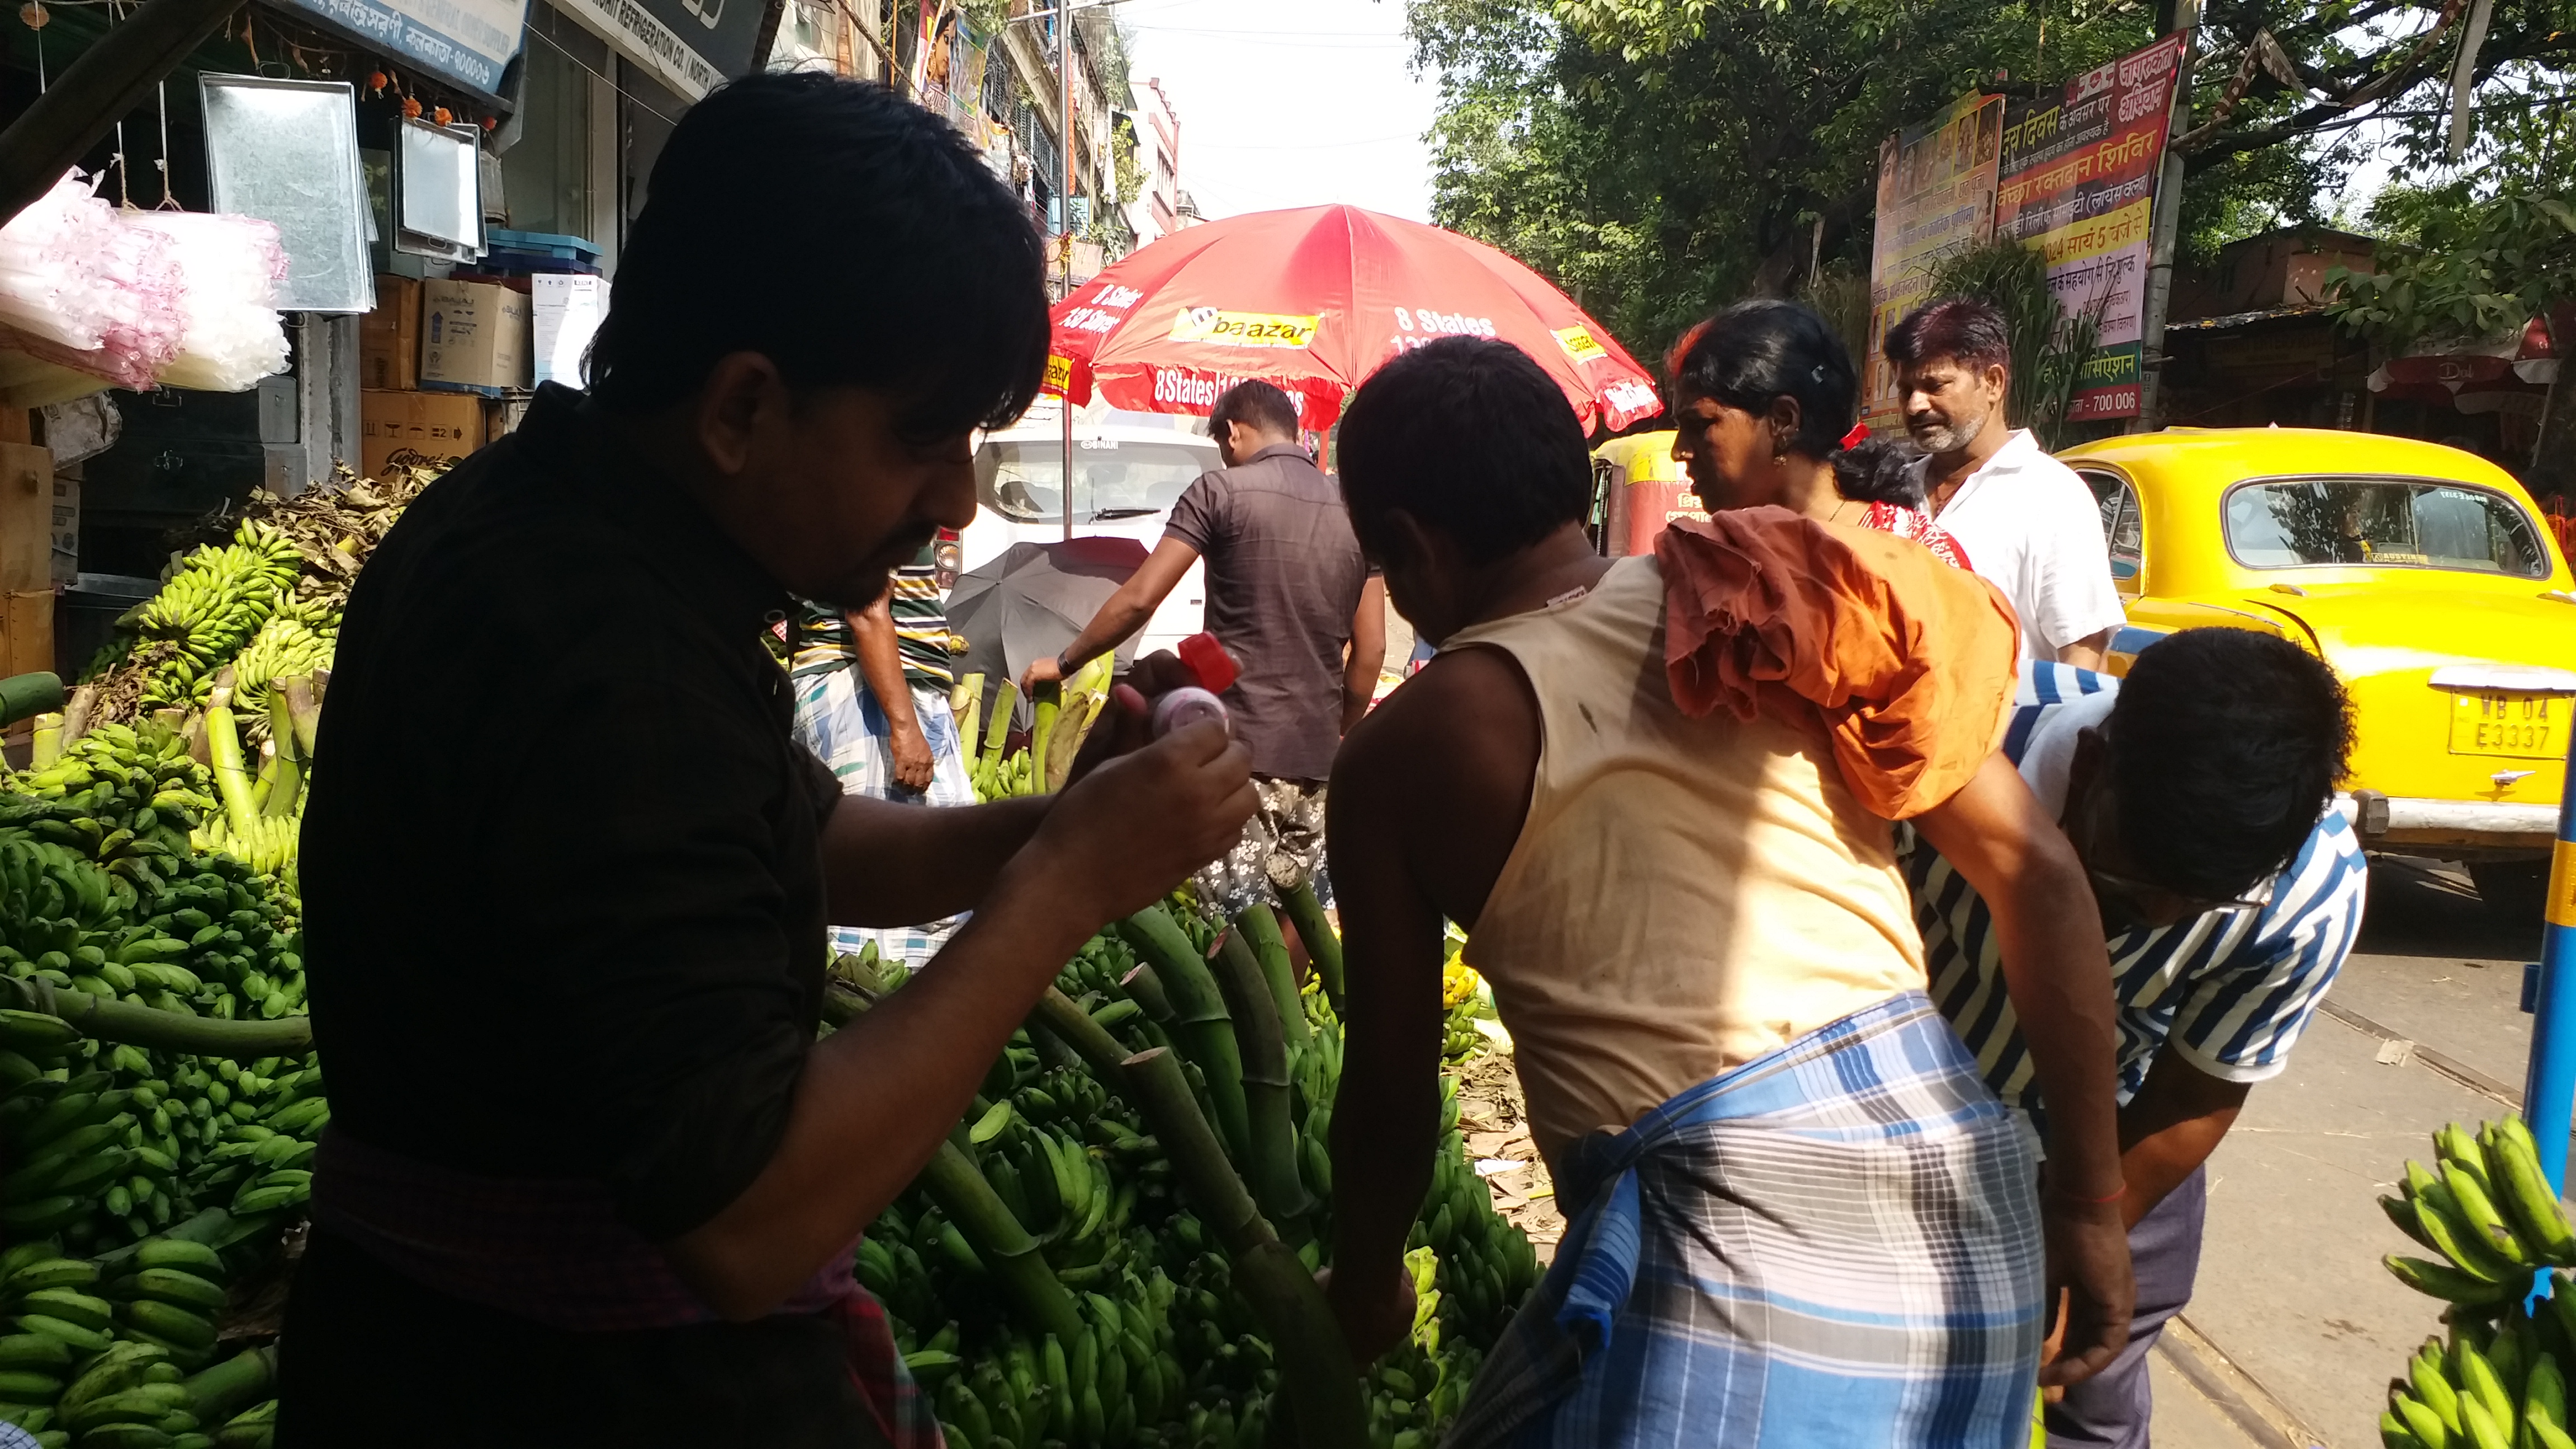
2222;477;2550;579
976;438;1215;525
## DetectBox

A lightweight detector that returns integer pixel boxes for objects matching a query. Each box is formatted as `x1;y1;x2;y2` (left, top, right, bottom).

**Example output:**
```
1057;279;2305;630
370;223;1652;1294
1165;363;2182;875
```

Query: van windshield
2223;477;2549;578
977;438;1218;524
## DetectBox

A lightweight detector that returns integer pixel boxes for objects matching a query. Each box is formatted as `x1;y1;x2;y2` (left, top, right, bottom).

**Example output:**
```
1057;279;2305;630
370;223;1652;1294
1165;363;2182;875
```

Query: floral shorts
1194;775;1327;914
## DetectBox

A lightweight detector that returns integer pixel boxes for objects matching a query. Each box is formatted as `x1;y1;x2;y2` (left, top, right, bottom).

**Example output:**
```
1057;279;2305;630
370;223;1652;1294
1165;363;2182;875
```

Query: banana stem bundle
1116;906;1249;1162
1030;683;1061;795
1117;1046;1365;1448
1028;986;1139;1081
2;974;314;1057
282;676;321;760
981;680;1019;769
201;677;261;840
262;679;302;820
917;1138;1088;1346
952;673;987;750
1278;882;1345;1014
1211;927;1313;1237
1235;905;1310;1051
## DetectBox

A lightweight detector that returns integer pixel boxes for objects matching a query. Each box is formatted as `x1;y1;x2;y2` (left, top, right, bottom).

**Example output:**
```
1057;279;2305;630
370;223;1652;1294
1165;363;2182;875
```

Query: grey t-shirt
1161;443;1368;782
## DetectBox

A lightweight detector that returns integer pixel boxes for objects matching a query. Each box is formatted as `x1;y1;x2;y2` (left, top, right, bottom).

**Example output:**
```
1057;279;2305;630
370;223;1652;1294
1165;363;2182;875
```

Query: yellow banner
1554;326;1608;364
2550;838;2576;930
1167;307;1322;350
1043;354;1073;394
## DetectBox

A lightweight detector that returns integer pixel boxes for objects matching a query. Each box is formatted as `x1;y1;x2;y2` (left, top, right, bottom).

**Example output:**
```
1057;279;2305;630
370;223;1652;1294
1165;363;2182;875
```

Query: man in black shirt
278;75;1254;1446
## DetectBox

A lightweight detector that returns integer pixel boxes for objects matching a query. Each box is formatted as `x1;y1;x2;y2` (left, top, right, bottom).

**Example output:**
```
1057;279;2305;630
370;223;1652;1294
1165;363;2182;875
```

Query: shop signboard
553;0;784;100
1862;92;2005;430
1993;32;2187;422
269;0;529;102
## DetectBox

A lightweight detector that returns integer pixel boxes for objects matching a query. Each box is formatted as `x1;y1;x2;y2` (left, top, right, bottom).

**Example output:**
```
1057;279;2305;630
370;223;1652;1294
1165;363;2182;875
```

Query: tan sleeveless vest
1446;555;1928;1159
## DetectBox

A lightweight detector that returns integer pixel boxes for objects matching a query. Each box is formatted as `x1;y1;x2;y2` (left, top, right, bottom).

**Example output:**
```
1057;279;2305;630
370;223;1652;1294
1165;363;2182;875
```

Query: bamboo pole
1278;880;1346;1014
1211;928;1313;1235
1234;904;1310;1050
1119;1048;1365;1448
915;1139;1086;1346
1115;906;1248;1161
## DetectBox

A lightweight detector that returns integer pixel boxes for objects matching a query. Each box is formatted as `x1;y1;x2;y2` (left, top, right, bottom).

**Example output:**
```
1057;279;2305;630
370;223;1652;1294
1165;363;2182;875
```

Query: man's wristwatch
1055;650;1076;678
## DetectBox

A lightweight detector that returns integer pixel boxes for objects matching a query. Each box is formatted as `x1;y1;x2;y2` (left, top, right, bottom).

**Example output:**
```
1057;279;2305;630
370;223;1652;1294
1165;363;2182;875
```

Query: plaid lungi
1450;990;2043;1448
790;667;976;969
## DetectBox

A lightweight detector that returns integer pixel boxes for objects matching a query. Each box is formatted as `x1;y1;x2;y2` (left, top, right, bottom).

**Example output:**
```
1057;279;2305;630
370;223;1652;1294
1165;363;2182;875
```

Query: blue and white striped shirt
1901;662;2369;1118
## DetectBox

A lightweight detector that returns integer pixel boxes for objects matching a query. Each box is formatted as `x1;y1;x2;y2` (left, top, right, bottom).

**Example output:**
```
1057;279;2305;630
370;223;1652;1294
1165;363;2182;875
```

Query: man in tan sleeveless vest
1318;335;2134;1447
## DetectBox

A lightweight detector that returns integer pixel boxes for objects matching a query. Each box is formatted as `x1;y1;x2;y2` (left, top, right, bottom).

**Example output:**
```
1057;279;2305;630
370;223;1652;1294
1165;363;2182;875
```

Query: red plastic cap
1177;632;1239;694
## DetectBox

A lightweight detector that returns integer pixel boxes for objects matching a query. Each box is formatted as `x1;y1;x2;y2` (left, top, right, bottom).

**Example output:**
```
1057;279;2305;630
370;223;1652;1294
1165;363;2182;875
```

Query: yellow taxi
2060;428;2576;915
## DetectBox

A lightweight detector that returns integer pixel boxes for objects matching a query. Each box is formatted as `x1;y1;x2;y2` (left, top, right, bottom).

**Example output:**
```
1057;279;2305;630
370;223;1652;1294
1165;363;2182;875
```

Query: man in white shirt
1888;298;2127;667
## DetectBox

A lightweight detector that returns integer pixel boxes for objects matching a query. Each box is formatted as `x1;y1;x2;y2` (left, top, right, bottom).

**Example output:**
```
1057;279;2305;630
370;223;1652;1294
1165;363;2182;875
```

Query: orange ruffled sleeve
1652;506;2021;820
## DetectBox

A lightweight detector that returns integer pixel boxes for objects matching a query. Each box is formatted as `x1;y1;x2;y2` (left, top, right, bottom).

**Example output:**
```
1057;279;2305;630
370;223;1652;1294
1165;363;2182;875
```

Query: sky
1120;0;1441;222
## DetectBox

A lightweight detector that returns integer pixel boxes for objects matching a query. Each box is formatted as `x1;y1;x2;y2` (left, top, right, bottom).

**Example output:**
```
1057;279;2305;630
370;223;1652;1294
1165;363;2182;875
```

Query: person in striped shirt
1901;627;2367;1448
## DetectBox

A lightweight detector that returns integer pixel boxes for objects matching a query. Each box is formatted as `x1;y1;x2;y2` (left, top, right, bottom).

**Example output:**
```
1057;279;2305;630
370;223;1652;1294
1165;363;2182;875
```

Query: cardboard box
419;278;530;395
530;273;604;389
361;389;484;477
362;275;422;391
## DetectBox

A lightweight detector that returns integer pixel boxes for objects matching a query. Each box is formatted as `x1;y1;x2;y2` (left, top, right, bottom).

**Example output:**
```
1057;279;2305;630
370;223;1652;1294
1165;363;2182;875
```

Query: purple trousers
2045;1165;2208;1449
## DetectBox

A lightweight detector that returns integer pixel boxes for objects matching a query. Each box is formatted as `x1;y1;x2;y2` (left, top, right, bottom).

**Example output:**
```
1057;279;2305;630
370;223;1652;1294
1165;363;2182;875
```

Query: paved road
2154;857;2550;1448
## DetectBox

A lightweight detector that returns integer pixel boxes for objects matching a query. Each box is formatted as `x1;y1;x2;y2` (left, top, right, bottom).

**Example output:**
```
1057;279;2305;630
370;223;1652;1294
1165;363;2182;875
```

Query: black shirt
279;384;874;1446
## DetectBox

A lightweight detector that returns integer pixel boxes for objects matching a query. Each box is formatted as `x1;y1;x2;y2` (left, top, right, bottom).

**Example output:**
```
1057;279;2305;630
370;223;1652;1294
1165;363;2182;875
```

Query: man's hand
1019;652;1067;695
1032;717;1254;920
888;718;936;792
1318;1263;1417;1366
2039;1192;2134;1388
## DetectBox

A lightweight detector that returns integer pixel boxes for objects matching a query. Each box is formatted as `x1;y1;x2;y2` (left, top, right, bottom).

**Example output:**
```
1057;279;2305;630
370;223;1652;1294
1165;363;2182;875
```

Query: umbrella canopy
1048;204;1664;434
947;536;1151;693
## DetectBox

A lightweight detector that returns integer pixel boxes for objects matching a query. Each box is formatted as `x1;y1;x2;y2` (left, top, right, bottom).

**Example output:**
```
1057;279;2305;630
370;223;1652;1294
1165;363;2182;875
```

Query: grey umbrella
946;537;1152;712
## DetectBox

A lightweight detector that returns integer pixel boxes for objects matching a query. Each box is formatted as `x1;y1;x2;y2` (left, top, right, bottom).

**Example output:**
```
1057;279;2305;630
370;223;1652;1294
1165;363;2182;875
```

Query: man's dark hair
1208;381;1301;442
1667;300;1857;461
586;72;1048;439
2109;628;2355;898
1832;437;1929;506
1336;337;1590;566
1884;297;2011;376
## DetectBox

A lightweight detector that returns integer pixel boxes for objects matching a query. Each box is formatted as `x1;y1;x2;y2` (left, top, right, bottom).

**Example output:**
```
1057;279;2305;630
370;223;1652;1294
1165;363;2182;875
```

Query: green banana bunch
2385;1117;2576;1308
2383;1315;2576;1449
116;523;305;713
224;613;334;729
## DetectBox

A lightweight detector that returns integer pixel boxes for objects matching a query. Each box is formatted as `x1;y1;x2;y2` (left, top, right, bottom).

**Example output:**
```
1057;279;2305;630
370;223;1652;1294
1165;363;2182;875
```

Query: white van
961;402;1219;660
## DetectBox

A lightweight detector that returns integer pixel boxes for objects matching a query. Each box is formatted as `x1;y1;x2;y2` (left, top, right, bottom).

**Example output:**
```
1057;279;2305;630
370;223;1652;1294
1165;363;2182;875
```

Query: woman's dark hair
1208;381;1301;441
1832;437;1929;507
1666;299;1859;461
587;72;1048;440
1337;337;1590;566
2109;628;2356;899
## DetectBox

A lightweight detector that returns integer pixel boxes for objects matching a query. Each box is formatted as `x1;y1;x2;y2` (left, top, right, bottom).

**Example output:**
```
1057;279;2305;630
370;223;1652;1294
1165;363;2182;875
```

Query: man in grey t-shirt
1025;381;1381;896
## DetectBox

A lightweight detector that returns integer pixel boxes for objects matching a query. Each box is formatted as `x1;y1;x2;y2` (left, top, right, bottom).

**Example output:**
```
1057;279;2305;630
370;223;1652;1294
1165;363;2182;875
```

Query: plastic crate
481;228;604;276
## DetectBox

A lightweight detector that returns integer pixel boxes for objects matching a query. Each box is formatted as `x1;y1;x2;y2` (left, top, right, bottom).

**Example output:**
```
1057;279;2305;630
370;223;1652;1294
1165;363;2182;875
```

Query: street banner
1863;92;2005;430
269;0;527;101
1994;32;2187;421
548;0;783;98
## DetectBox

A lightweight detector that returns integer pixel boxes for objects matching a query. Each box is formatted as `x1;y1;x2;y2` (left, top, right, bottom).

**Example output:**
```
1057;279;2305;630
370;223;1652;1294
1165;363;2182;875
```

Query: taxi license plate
2449;691;2562;758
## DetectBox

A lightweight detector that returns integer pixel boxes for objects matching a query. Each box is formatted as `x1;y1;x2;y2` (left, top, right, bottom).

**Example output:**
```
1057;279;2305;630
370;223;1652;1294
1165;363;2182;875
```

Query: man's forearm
848;604;919;731
1329;1054;1438;1292
1342;673;1375;734
667;861;1104;1318
823;794;1050;925
1986;858;2127;1197
2113;1053;2249;1227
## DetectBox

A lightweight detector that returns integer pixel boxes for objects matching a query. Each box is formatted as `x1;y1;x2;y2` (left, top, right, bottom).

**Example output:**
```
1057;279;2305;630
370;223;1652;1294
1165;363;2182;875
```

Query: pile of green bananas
847;899;1538;1449
0;1229;282;1447
2384;1118;2575;1304
110;524;304;714
972;749;1042;803
2386;1311;2576;1449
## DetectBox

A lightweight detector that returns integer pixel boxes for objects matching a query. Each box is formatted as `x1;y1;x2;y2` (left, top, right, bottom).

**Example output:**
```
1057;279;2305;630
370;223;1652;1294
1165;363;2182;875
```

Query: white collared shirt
1923;428;2127;661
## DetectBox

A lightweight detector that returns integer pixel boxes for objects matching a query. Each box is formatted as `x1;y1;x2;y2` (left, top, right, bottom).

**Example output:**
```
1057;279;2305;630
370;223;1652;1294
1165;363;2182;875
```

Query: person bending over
1906;629;2364;1448
1320;335;2134;1447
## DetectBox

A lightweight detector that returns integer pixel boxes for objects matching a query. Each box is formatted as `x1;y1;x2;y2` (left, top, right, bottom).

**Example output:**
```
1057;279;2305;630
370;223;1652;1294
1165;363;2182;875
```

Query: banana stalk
1279;880;1345;1014
282;675;321;759
29;710;62;769
1120;964;1175;1023
61;683;96;747
183;1346;277;1424
952;673;986;750
1119;1046;1365;1448
263;678;302;818
1;974;312;1057
981;679;1019;768
249;737;277;813
1235;905;1311;1050
202;675;262;839
1027;986;1134;1081
1029;682;1061;795
1116;906;1249;1162
1211;927;1314;1235
915;1138;1086;1346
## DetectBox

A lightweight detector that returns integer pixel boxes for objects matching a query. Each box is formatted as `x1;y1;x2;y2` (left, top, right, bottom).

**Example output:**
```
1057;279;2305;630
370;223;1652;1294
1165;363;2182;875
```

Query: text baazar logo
1167;306;1321;350
1044;354;1073;394
1552;326;1608;364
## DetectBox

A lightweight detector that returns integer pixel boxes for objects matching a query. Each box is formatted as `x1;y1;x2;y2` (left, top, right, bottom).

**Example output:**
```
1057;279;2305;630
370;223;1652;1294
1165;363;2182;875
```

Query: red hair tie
1839;422;1871;449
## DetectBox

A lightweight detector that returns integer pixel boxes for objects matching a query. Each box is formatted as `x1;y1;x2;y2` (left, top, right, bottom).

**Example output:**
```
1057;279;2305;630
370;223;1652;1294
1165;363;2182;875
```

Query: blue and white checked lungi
1449;990;2044;1448
790;665;975;970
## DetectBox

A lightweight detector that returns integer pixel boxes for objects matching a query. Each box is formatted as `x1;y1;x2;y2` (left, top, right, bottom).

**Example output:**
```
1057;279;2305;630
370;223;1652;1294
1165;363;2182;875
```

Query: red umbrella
1048;204;1664;434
